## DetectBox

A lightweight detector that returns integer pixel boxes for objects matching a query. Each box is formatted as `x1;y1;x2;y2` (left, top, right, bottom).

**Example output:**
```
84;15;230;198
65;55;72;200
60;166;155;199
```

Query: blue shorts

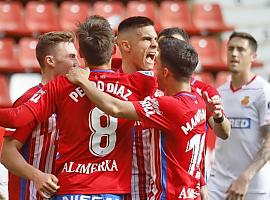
52;194;129;200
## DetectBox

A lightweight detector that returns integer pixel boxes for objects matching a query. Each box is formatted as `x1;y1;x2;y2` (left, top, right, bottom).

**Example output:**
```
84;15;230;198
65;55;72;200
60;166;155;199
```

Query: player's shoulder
191;78;219;96
253;76;270;88
127;70;156;87
13;84;43;107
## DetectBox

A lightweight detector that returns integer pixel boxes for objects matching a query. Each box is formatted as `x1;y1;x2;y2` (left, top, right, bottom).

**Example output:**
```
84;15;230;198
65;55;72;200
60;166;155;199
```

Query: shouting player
66;37;218;199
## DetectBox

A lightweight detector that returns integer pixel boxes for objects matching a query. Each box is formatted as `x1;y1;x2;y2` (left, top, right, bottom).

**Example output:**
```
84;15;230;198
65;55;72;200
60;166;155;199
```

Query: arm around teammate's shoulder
67;67;140;120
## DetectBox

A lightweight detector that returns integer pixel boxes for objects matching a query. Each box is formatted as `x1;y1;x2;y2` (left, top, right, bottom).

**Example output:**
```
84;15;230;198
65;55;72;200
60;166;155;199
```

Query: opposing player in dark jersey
66;37;223;199
1;31;79;199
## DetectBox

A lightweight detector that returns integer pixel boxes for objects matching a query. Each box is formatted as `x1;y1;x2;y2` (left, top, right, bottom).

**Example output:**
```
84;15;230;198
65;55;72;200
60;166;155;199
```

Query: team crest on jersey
241;96;250;106
140;96;162;117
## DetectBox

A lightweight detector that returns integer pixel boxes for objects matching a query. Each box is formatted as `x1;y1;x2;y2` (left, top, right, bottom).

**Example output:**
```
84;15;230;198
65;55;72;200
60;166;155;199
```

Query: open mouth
230;60;239;64
146;53;156;64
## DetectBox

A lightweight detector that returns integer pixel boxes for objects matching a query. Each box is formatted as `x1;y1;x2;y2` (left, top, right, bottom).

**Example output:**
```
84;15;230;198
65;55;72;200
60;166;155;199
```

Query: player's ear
45;55;55;67
119;40;130;52
251;51;257;62
163;67;169;78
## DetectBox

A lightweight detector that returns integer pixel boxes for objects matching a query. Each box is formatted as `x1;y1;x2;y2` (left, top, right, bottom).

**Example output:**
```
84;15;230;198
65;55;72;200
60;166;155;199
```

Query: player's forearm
1;139;41;181
212;116;231;140
79;78;138;120
241;132;270;181
0;105;35;128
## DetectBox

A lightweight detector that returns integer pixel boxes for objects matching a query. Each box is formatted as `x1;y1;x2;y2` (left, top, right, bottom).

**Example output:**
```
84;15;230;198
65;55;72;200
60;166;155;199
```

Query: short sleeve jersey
133;91;207;199
24;70;156;195
209;76;270;193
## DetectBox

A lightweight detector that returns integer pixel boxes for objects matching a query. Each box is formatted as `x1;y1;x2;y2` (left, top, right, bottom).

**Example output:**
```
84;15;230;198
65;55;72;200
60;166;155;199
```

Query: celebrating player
1;31;79;199
67;37;211;199
0;15;156;200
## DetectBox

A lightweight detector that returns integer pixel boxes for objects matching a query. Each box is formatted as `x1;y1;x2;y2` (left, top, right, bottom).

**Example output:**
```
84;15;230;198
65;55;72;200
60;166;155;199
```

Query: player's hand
203;91;223;119
66;66;90;85
32;171;60;199
200;185;209;200
225;175;249;200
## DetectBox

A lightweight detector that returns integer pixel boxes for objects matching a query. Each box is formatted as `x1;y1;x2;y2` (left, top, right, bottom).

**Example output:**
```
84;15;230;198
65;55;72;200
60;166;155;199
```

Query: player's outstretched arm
1;137;60;198
67;67;139;120
203;92;231;140
0;105;35;128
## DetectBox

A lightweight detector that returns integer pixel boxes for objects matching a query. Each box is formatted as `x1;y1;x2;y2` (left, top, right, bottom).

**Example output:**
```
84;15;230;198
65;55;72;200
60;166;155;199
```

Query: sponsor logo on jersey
229;118;250;128
62;160;118;174
241;96;250;106
178;186;199;199
59;194;123;200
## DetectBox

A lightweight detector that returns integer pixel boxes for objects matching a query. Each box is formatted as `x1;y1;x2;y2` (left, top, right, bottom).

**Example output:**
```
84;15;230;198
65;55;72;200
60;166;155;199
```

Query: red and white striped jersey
23;71;156;195
5;84;58;200
133;92;207;199
131;77;219;199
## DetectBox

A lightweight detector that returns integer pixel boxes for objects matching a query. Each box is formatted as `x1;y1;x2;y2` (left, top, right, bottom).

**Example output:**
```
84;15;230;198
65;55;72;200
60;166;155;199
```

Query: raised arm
67;67;139;120
203;92;231;139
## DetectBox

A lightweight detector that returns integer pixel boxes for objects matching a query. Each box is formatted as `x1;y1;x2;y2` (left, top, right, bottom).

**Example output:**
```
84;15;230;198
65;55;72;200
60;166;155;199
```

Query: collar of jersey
174;91;196;99
91;69;115;73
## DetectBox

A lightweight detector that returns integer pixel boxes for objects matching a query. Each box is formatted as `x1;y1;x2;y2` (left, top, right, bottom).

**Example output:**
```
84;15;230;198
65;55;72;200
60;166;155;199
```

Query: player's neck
231;70;254;89
165;81;191;96
87;64;111;70
121;60;137;74
41;69;55;84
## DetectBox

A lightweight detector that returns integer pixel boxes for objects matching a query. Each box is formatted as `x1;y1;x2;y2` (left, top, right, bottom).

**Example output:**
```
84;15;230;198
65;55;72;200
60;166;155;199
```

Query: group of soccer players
0;15;231;200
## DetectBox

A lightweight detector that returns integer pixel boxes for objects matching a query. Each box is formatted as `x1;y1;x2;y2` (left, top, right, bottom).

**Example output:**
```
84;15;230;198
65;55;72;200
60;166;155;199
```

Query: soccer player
157;27;190;43
157;27;230;140
66;37;217;199
116;16;158;199
0;15;156;200
208;32;270;200
1;31;79;199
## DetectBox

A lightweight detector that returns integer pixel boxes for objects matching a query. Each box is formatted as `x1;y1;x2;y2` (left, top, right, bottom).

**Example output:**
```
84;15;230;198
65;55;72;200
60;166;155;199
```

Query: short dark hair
158;37;198;81
158;27;189;42
36;31;75;68
77;15;115;66
118;16;154;33
229;32;258;52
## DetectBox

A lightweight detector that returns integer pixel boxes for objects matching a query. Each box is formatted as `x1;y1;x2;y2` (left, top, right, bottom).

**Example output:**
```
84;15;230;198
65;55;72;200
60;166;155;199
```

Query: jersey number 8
89;107;118;157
